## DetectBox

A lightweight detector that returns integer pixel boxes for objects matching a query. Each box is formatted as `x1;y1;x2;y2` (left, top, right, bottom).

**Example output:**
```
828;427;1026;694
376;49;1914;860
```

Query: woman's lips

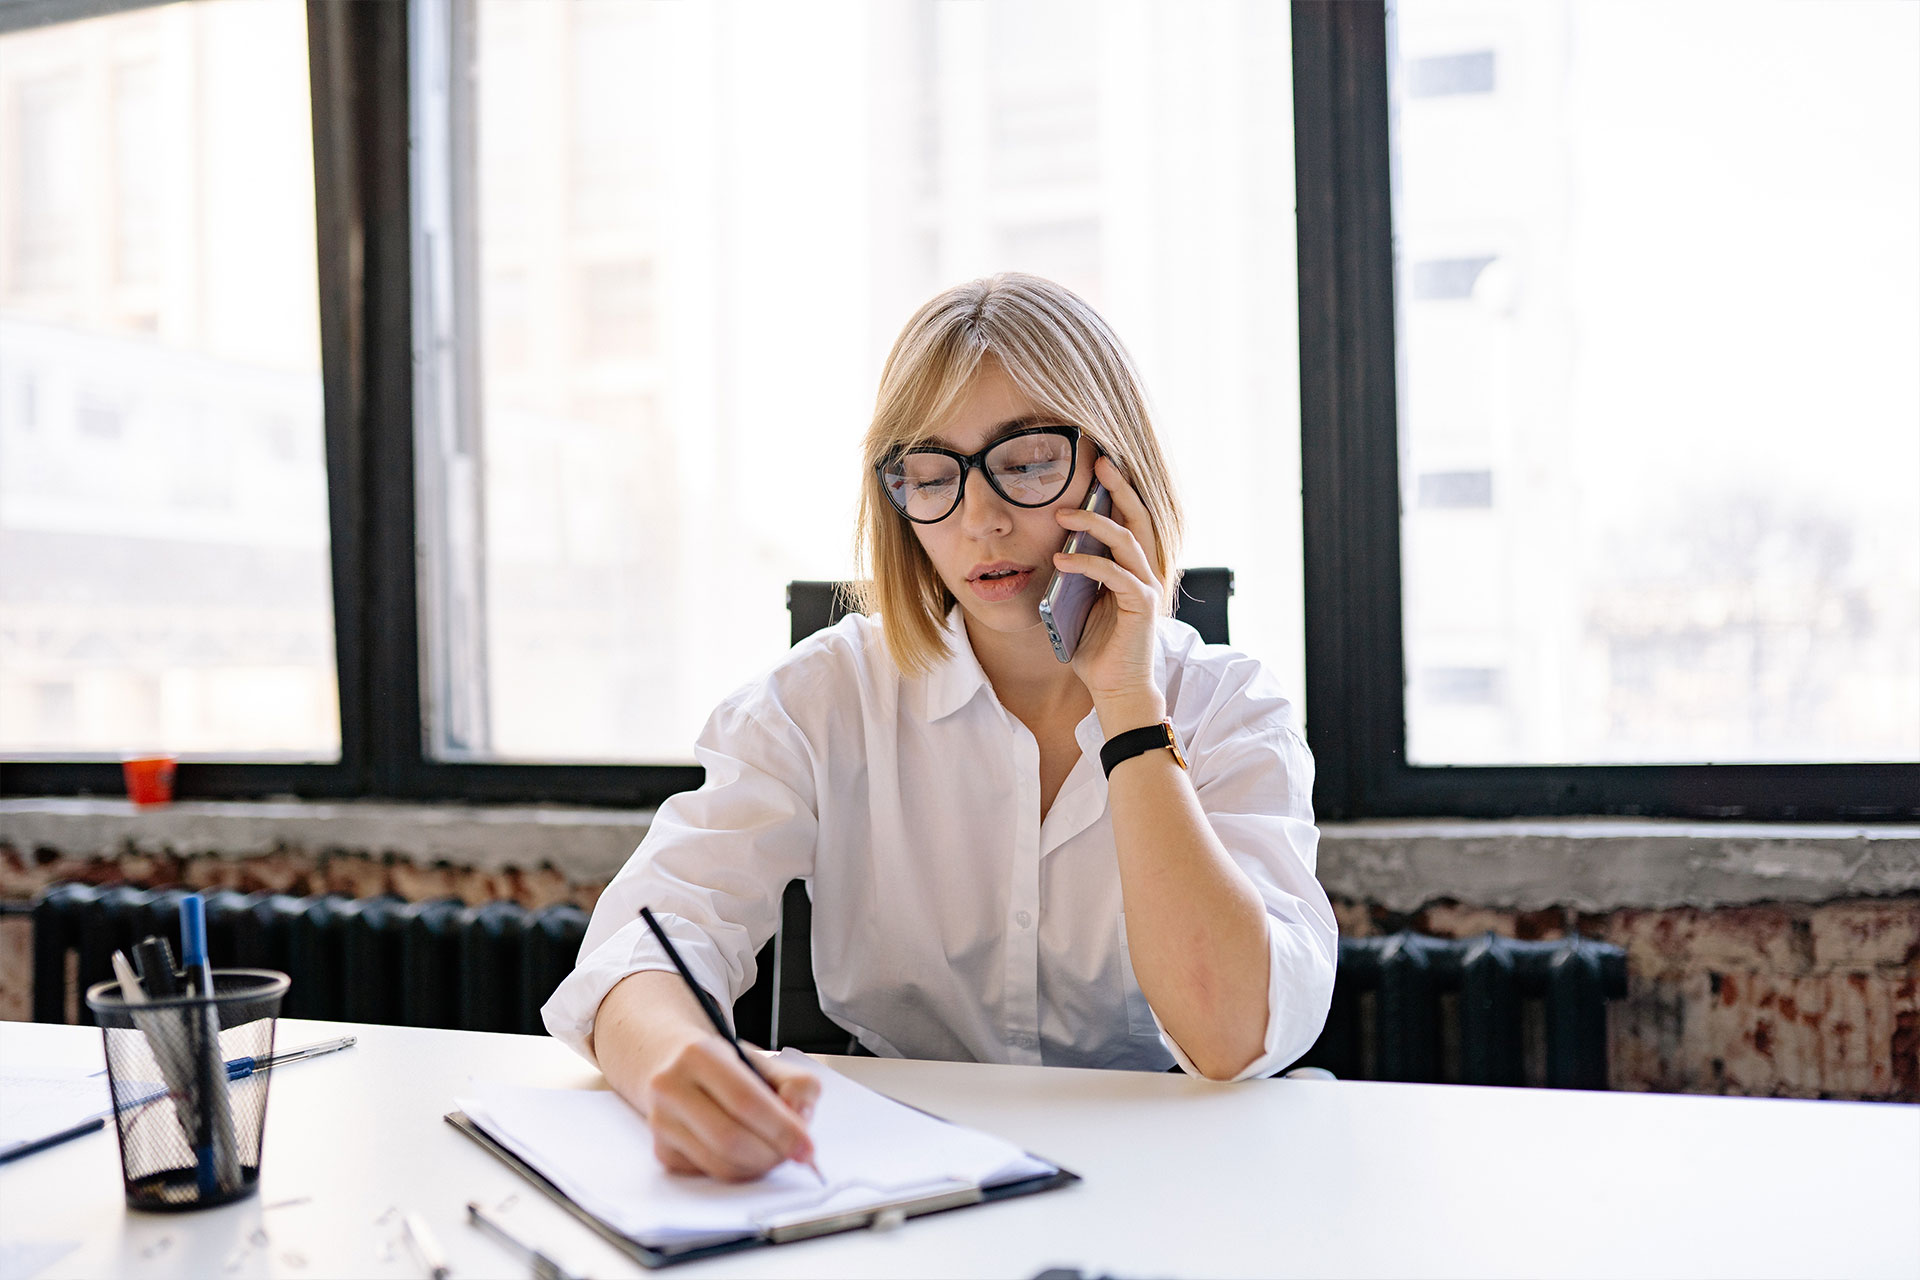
968;568;1035;602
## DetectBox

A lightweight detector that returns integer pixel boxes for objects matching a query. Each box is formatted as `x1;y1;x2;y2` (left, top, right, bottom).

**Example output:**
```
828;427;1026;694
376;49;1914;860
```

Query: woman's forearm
592;969;724;1113
1102;707;1272;1079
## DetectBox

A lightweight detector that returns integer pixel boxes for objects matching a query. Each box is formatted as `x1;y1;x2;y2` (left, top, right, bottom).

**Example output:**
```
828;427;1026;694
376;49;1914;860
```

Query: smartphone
1038;482;1113;663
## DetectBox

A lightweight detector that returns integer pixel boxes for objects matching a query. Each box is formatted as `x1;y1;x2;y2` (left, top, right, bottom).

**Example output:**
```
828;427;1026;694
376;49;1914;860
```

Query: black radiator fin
30;883;592;1039
1290;931;1629;1088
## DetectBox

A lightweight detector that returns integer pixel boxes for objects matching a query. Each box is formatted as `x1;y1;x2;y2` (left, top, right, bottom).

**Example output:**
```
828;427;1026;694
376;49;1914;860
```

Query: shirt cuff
1155;914;1336;1082
539;912;737;1069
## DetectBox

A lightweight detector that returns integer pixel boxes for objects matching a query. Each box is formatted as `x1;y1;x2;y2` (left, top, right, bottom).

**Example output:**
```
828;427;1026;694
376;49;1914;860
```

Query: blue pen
178;893;218;1195
179;893;212;998
225;1036;358;1081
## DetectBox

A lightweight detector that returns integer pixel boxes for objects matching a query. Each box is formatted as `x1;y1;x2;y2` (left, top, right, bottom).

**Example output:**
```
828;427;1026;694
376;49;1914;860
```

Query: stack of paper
457;1050;1057;1253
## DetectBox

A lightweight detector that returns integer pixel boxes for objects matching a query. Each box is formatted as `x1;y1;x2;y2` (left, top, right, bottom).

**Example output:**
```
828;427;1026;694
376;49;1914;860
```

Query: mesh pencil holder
85;969;291;1212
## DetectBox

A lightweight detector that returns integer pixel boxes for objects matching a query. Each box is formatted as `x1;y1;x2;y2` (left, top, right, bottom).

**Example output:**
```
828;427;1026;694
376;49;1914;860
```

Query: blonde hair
853;273;1185;677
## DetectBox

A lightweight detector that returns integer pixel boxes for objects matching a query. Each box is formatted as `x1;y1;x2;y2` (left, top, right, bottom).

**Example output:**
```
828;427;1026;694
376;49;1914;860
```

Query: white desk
1;1018;1913;1280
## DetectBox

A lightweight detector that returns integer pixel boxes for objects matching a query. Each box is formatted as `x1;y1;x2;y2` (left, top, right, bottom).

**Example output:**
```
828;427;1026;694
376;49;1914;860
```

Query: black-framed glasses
877;425;1082;524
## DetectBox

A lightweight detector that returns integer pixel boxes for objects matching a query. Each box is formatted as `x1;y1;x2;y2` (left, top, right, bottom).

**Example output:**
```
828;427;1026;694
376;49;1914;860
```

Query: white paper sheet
457;1050;1056;1251
0;1066;113;1157
0;1239;81;1280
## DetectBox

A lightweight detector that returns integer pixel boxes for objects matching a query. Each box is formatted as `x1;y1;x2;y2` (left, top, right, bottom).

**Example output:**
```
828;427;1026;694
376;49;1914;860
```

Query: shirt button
1015;911;1032;929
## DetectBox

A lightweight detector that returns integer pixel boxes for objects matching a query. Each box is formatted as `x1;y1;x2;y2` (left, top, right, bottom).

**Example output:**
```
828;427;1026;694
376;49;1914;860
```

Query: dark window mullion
1294;0;1407;823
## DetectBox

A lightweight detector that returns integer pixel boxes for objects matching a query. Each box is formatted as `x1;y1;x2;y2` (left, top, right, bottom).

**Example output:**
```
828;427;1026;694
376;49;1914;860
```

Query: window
1296;0;1919;817
1393;0;1919;767
0;1;339;760
10;0;1911;819
417;0;1306;765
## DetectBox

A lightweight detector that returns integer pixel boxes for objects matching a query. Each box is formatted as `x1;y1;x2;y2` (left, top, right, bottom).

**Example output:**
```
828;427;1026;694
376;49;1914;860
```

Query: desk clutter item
32;882;587;1034
449;1052;1076;1268
85;968;289;1211
121;755;176;807
0;1065;114;1163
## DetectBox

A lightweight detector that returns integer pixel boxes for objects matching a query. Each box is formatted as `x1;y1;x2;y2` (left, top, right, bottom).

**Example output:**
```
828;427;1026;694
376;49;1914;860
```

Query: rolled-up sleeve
540;693;818;1067
1155;658;1337;1082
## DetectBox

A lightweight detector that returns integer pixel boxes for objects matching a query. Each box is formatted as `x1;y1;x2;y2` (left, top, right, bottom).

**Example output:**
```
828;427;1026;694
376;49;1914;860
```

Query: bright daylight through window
0;1;339;759
423;0;1304;764
1392;0;1920;766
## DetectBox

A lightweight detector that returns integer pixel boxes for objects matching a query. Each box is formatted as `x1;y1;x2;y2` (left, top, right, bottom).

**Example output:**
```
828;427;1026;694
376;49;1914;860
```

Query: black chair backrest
787;567;1234;648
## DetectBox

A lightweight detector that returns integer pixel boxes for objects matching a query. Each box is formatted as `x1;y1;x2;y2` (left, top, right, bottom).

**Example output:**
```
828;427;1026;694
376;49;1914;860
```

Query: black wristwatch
1100;720;1188;778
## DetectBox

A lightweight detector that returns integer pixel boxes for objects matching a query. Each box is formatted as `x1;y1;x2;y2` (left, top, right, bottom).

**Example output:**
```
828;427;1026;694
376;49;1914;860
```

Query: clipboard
446;1109;1079;1268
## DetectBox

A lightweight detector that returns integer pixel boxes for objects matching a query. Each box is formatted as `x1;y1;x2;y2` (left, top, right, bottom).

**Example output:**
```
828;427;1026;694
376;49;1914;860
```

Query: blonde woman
544;274;1336;1181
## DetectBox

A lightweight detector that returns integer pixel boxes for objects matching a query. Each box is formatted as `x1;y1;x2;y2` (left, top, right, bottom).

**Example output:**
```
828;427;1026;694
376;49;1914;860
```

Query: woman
543;273;1336;1181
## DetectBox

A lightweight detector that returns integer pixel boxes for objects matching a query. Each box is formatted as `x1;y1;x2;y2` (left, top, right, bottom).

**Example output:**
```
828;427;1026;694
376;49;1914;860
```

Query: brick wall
1334;895;1920;1101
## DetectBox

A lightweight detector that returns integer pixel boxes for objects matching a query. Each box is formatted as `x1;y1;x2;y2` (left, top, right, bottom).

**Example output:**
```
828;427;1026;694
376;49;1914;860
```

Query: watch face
1161;722;1189;771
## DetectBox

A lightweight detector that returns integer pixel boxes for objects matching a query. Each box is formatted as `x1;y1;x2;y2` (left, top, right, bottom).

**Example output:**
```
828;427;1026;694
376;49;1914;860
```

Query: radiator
1294;932;1629;1089
32;883;1627;1089
30;882;587;1036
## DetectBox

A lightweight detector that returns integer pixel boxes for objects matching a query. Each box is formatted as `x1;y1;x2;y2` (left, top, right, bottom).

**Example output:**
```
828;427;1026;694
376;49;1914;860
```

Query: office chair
730;570;1236;1054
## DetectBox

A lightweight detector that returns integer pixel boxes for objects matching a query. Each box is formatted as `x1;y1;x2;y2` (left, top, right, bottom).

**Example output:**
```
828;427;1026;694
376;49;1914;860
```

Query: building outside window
0;0;338;759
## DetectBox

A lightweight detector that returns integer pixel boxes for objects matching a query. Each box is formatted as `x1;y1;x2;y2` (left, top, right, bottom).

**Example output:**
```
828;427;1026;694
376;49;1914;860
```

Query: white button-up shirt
543;610;1337;1081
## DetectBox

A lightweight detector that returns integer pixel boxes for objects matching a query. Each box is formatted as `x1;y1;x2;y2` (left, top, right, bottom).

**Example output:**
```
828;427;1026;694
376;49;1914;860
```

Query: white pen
403;1210;451;1280
109;951;145;1002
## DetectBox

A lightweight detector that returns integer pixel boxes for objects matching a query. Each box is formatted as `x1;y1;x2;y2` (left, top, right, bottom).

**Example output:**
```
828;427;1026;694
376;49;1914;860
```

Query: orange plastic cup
122;756;176;807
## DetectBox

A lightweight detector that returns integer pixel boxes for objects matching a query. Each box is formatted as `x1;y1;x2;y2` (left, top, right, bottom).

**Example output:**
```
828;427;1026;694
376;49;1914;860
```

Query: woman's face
905;361;1098;639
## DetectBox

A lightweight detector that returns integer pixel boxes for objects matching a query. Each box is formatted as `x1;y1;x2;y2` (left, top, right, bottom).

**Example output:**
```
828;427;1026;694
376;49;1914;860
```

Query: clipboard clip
756;1181;984;1243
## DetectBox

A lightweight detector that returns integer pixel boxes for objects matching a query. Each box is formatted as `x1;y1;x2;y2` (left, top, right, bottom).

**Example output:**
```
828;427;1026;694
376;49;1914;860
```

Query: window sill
1;798;1915;909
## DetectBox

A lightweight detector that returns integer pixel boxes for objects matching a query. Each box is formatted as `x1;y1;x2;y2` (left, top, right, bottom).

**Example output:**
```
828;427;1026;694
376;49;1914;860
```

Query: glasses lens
986;432;1074;506
883;452;963;520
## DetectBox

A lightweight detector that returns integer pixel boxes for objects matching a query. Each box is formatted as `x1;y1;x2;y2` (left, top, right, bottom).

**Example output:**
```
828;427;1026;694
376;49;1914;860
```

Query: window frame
6;0;1913;819
1290;0;1919;821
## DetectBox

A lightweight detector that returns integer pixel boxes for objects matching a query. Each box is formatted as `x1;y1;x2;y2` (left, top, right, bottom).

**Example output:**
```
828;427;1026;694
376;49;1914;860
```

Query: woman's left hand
1053;456;1169;734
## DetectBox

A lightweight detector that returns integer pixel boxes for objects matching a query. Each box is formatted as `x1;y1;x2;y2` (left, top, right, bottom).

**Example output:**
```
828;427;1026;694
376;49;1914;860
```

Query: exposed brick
1328;897;1373;939
1511;908;1570;941
1600;905;1811;982
389;859;463;903
1610;970;1714;1094
0;916;31;1022
321;854;390;900
1710;970;1780;1096
1767;976;1833;1096
1415;901;1518;940
186;859;247;892
1893;977;1919;1098
519;865;573;911
1808;899;1920;971
232;852;320;896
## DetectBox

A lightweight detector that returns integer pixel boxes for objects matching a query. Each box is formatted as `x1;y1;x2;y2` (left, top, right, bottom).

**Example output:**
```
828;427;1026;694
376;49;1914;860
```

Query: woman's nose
957;464;1013;536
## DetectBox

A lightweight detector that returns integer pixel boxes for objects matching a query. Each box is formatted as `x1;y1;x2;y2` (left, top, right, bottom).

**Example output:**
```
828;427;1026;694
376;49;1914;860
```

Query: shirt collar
922;608;1183;728
922;606;993;722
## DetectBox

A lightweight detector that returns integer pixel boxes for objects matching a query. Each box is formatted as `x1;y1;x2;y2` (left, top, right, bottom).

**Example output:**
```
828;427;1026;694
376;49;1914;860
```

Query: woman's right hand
594;970;821;1182
641;1034;821;1181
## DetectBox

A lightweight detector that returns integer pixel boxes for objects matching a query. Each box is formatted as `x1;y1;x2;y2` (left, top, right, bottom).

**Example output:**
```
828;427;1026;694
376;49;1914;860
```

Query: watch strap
1100;720;1188;778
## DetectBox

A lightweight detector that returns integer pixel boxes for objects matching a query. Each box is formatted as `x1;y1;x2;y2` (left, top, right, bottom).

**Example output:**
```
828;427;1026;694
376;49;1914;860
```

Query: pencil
638;906;825;1184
